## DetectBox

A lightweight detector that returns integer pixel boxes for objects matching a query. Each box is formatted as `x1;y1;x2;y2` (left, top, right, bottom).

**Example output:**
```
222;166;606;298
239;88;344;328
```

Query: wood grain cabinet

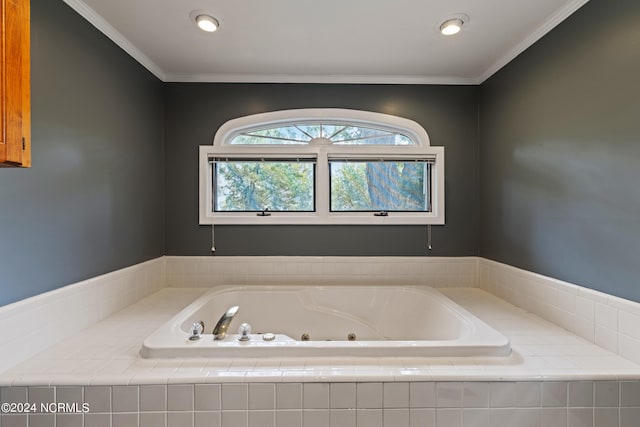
0;0;30;168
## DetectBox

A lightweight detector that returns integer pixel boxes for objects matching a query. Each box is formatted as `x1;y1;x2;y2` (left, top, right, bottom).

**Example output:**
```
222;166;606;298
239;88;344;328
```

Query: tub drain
347;333;356;341
301;333;310;341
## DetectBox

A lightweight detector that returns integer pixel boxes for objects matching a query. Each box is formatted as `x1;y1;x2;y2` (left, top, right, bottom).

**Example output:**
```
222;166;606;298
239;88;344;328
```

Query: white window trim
199;109;445;225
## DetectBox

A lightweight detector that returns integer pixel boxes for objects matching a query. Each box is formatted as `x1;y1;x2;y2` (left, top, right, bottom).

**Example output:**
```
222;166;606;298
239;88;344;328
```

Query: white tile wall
0;381;613;427
164;256;479;289
0;258;164;373
479;258;640;365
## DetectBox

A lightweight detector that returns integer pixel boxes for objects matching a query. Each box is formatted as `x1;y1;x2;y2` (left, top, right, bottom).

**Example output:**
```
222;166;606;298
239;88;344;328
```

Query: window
329;159;431;212
213;158;316;212
199;109;444;225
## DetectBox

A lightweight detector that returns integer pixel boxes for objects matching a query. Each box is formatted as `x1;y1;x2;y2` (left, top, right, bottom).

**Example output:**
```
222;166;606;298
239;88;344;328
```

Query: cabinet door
0;0;5;154
1;0;30;167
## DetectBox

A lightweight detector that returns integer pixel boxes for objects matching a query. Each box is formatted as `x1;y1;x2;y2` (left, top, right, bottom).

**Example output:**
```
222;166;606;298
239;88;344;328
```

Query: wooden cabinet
0;0;30;168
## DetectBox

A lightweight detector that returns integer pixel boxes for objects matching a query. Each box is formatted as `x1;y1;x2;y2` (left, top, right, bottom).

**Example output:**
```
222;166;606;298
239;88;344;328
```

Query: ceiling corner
476;0;591;83
61;0;167;81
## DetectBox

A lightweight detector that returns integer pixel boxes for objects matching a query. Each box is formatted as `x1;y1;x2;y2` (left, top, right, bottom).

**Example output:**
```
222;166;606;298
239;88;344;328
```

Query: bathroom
1;0;639;426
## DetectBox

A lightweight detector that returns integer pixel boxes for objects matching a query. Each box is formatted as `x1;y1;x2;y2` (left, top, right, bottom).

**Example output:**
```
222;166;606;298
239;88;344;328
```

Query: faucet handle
189;321;205;340
238;323;252;341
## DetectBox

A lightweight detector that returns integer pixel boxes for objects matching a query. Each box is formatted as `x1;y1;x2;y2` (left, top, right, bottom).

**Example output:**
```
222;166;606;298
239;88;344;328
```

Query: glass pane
330;126;414;145
228;123;417;145
391;134;414;145
230;126;312;144
330;126;389;142
230;135;308;145
320;124;348;139
215;161;315;211
294;124;322;139
330;160;429;212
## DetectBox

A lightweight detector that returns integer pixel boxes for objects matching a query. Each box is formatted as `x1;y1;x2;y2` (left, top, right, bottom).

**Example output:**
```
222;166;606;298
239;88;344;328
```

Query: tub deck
1;288;640;386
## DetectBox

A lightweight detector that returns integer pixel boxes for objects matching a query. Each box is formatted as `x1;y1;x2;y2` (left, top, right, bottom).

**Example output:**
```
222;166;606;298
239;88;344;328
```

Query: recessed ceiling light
440;19;463;35
195;14;219;32
439;15;468;36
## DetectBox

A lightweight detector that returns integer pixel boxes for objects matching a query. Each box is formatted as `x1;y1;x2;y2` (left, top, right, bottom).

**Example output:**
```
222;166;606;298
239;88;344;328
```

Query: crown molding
61;0;166;81
164;73;480;85
477;0;590;83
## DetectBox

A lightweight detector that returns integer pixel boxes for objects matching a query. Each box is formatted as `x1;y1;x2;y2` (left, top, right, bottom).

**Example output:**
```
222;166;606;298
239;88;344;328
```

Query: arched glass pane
229;122;416;146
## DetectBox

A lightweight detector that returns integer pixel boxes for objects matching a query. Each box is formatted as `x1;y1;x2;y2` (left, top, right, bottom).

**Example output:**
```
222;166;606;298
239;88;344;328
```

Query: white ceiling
62;0;589;84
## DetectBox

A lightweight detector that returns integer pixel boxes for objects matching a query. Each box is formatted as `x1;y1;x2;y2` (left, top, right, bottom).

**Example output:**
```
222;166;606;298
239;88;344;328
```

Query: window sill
199;214;444;225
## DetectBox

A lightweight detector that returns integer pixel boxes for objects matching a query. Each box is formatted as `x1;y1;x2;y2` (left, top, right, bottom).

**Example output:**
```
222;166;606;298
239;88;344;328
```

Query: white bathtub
141;286;511;358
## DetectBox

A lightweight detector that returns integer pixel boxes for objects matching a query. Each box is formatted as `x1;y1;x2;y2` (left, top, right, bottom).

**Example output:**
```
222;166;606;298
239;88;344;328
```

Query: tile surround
479;258;640;365
6;256;639;373
5;382;629;427
2;256;640;426
164;256;479;289
0;258;164;374
2;286;640;388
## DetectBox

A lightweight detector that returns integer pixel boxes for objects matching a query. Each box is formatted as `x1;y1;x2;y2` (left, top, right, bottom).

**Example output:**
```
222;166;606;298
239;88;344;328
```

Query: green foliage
216;162;314;211
220;124;425;212
331;163;371;210
332;162;426;211
216;160;426;212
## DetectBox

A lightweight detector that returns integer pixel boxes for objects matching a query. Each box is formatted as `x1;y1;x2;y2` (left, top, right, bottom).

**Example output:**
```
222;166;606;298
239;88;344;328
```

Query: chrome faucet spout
212;305;239;340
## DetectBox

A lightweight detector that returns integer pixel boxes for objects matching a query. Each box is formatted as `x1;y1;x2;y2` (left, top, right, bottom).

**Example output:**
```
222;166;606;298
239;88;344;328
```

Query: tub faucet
212;305;239;340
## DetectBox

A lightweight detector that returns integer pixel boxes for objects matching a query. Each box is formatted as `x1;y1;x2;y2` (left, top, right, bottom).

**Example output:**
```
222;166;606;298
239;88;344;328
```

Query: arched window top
214;109;431;147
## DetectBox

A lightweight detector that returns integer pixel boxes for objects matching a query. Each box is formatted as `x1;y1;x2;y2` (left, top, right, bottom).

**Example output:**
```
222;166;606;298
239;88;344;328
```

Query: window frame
199;109;444;225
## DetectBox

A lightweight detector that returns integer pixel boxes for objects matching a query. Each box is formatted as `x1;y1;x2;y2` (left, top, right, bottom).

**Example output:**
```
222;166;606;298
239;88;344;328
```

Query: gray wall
0;0;164;306
164;84;479;256
479;0;640;301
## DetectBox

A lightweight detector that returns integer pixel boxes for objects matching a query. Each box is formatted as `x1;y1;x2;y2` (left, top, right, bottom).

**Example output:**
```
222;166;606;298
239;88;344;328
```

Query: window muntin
229;122;415;146
329;159;431;212
200;109;444;225
213;158;315;212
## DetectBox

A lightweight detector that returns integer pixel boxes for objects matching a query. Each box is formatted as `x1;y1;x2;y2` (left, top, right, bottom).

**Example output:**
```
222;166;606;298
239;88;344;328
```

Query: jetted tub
141;286;511;358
